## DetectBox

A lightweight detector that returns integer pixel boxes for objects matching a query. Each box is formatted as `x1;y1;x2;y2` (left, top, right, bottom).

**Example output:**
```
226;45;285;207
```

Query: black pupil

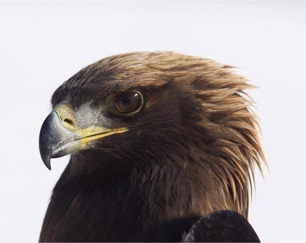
121;97;133;107
115;92;141;113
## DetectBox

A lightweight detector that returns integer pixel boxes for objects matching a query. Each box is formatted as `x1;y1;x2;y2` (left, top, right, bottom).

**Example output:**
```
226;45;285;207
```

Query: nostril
63;118;77;129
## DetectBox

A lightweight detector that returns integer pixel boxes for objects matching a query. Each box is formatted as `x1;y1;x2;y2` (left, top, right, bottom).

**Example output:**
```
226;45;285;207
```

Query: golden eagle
39;52;265;241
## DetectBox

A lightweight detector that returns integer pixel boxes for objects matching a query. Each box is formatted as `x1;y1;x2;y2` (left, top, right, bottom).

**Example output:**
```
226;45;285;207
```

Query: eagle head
39;52;265;241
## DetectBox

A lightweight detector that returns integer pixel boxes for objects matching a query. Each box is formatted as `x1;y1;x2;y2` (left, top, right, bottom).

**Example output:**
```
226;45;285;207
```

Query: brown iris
112;91;144;115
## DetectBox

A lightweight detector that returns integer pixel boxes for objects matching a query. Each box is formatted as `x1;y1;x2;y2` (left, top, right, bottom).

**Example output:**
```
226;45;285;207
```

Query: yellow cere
54;103;78;132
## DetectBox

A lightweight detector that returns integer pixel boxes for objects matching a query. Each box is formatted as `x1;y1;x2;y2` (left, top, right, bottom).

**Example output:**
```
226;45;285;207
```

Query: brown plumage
39;51;265;241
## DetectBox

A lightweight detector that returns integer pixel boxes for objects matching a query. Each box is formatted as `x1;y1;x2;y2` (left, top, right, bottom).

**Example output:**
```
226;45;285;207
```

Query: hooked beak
39;104;128;170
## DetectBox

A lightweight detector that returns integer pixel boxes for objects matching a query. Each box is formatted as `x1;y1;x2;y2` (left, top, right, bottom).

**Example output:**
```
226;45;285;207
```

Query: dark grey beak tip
39;137;52;170
44;158;52;170
39;112;57;171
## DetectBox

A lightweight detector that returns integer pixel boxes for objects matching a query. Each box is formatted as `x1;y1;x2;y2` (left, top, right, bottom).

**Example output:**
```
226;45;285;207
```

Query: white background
1;1;305;242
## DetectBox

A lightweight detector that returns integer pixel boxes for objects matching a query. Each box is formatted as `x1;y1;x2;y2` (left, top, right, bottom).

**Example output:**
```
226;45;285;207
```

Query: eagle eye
111;91;144;115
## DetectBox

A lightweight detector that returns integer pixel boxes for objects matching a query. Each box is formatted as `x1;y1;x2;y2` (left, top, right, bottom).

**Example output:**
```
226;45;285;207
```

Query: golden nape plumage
39;52;265;241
